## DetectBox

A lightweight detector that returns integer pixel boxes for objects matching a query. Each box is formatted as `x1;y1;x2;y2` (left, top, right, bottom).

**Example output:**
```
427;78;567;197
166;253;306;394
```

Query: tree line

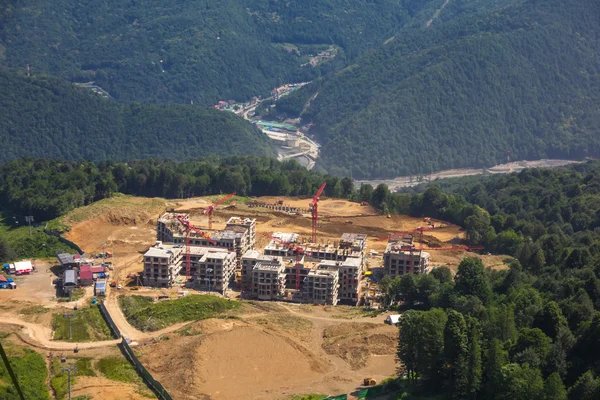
0;157;355;222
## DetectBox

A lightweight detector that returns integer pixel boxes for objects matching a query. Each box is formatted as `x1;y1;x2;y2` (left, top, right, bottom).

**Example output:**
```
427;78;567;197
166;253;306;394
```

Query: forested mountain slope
307;0;600;178
0;70;275;162
0;0;442;104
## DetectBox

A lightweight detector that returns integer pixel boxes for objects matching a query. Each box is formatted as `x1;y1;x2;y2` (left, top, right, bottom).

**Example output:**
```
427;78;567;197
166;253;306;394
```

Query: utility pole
63;312;76;340
61;363;78;400
25;216;34;237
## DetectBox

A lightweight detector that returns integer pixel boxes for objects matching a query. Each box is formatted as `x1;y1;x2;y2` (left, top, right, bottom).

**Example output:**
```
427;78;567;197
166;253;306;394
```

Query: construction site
0;189;510;400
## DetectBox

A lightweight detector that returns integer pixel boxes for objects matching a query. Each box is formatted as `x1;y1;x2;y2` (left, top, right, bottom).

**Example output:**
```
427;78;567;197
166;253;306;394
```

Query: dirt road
2;317;120;350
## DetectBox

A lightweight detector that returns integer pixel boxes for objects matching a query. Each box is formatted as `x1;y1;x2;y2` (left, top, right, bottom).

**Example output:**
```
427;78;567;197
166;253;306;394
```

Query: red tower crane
177;216;216;280
203;192;236;229
309;183;326;243
265;234;308;291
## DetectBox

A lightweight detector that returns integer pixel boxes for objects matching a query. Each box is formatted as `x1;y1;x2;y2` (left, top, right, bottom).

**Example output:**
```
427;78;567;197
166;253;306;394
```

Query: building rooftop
253;261;285;272
64;269;76;284
242;250;262;259
272;232;299;244
57;253;76;265
144;245;182;258
226;217;256;225
158;212;189;224
79;270;93;280
13;260;33;272
340;233;367;243
202;252;233;260
212;230;243;241
385;243;431;258
308;269;339;278
187;246;230;256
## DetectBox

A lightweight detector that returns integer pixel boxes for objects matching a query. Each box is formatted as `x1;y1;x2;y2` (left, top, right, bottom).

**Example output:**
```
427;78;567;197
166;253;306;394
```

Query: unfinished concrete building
241;250;283;291
143;243;184;287
263;232;299;257
156;212;189;243
283;256;311;290
383;241;431;277
318;256;363;304
264;232;367;267
156;212;255;263
251;261;287;300
303;269;339;305
193;250;237;293
226;217;256;250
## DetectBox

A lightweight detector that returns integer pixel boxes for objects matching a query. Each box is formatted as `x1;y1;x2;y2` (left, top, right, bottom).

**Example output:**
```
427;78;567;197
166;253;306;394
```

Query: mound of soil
142;323;331;400
322;322;398;370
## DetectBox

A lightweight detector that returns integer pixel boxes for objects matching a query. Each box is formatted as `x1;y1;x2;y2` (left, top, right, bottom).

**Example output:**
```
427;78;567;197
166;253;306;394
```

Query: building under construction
318;257;363;303
264;232;367;266
303;269;339;305
142;242;184;287
383;239;431;278
261;232;367;304
193;250;237;293
156;212;256;265
251;261;287;300
143;242;236;292
241;250;285;291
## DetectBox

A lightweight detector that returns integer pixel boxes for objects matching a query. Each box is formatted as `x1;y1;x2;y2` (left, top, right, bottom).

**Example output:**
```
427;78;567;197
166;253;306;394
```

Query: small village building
62;269;77;294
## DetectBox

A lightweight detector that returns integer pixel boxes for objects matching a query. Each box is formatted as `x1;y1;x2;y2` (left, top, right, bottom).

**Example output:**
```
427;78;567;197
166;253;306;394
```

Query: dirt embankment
140;318;332;400
322;323;398;370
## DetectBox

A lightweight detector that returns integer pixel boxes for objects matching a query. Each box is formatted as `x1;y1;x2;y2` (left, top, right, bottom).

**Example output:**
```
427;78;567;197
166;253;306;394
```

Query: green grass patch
19;305;48;315
0;212;73;261
51;305;112;342
96;357;139;383
58;288;85;302
290;395;327;400
177;324;203;336
120;294;240;332
61;195;166;225
75;358;95;377
0;344;50;400
50;358;96;400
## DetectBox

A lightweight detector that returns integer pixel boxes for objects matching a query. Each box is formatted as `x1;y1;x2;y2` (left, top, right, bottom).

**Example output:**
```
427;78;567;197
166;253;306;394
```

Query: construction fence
43;229;84;255
119;338;173;400
97;302;120;339
248;202;309;214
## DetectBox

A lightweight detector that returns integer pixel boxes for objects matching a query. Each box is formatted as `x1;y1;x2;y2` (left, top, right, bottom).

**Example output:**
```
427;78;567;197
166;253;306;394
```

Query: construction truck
363;378;377;386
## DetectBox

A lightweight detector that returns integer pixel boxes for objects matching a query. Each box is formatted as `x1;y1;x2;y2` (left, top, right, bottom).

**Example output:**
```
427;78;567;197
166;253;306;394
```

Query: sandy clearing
71;376;149;400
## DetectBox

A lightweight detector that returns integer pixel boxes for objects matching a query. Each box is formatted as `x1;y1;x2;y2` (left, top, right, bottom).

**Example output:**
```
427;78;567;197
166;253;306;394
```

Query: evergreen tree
466;318;482;399
543;372;567;400
444;310;469;399
569;371;600;400
483;338;507;399
0;237;14;263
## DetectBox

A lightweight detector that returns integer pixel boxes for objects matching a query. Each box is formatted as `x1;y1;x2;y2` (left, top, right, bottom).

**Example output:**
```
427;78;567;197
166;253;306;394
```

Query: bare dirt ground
139;303;399;400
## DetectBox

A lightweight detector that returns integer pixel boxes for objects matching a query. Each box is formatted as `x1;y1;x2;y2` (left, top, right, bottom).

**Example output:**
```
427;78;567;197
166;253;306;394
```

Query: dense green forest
0;69;275;162
306;0;600;178
0;157;354;222
367;161;600;397
0;0;444;105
